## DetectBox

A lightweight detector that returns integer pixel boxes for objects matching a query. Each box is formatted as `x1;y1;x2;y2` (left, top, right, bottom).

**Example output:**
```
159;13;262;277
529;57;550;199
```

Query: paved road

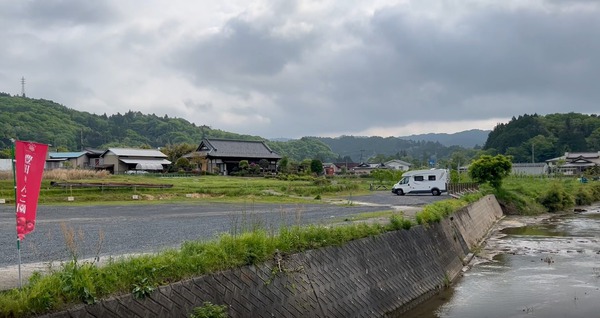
0;192;447;268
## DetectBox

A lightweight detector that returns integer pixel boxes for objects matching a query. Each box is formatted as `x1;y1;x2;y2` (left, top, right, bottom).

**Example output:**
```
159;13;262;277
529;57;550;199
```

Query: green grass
415;192;485;224
0;216;413;317
490;176;600;215
0;174;371;205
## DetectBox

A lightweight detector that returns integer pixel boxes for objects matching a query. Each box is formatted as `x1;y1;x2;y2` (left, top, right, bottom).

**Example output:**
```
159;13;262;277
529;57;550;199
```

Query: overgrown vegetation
486;177;600;215
0;215;413;317
416;192;485;224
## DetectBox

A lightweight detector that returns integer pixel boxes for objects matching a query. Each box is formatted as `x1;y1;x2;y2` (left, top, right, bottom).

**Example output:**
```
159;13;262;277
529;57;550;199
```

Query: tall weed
538;182;574;212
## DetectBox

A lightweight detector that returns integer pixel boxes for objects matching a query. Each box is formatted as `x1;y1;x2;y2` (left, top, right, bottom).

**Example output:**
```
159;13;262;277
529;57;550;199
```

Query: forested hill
315;136;468;164
0;94;340;161
398;129;489;148
484;113;600;162
0;94;261;150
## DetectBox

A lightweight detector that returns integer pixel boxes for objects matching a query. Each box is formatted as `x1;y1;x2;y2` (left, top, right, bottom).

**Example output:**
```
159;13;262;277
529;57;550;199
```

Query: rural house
185;138;282;175
84;148;105;169
100;148;171;174
46;151;90;170
352;162;387;175
546;152;600;175
384;159;412;171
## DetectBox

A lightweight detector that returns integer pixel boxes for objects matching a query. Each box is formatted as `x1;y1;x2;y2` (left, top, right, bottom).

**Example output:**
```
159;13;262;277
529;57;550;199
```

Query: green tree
258;159;270;172
161;143;197;164
310;159;324;176
586;127;600;150
371;169;389;184
469;154;512;189
300;159;312;174
239;160;249;171
278;156;289;173
175;157;191;171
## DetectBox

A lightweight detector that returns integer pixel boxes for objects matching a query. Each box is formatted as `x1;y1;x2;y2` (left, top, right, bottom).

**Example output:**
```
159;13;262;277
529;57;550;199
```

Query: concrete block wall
41;195;503;318
450;195;504;249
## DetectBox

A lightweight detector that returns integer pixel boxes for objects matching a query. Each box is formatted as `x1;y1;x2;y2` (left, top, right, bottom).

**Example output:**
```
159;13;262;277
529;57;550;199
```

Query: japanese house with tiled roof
545;151;600;175
186;138;282;175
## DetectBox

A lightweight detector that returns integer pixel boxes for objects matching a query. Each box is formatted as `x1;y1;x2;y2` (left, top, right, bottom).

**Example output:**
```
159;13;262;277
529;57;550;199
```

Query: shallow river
404;203;600;318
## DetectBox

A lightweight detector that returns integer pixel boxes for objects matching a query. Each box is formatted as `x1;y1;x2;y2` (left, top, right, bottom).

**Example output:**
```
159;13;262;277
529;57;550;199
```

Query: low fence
447;182;479;196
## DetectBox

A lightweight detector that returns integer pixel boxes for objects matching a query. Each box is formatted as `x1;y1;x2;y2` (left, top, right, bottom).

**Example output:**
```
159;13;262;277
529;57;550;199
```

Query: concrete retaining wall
42;195;503;318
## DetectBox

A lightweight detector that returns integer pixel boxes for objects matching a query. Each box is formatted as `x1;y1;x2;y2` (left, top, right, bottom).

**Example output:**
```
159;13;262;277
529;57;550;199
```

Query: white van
391;169;448;196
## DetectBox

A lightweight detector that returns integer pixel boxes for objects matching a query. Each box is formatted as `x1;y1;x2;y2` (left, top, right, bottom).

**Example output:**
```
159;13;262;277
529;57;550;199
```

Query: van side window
414;176;424;181
428;175;436;181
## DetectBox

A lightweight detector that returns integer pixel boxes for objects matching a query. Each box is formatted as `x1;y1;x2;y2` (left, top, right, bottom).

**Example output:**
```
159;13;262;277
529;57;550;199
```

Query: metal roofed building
100;148;171;174
511;162;549;176
46;151;90;170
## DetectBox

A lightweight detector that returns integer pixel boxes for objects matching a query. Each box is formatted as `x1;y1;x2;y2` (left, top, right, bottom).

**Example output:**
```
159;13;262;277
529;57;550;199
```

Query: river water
404;203;600;318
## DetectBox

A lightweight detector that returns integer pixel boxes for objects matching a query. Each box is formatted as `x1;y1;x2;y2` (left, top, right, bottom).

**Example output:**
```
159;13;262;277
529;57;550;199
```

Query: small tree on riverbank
469;154;512;189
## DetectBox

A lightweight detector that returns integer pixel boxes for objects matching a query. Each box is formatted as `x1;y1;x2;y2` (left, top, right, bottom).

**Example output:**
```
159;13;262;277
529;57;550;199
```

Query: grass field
0;170;373;205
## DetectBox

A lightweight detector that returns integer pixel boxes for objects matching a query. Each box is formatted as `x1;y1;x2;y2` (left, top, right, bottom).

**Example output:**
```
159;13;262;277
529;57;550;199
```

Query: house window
414;176;424;181
428;175;436;181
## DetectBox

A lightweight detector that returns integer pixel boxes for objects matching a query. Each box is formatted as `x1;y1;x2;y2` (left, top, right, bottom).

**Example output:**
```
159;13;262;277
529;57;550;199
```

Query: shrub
574;186;594;206
389;214;412;230
589;183;600;201
538;183;574;212
416;199;466;224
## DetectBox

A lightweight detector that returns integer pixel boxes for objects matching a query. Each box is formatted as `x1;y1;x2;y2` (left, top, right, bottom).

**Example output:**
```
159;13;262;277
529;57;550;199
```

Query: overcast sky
1;0;599;139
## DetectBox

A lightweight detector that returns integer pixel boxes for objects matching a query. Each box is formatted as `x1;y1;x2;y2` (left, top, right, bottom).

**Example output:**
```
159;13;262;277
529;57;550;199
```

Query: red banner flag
15;141;48;240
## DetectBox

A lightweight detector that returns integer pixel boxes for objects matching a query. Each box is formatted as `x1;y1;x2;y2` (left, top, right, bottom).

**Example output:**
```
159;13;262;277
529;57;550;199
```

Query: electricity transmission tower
21;76;26;97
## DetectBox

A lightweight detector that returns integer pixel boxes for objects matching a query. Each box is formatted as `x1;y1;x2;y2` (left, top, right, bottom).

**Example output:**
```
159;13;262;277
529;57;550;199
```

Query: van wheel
398;189;405;196
432;189;441;196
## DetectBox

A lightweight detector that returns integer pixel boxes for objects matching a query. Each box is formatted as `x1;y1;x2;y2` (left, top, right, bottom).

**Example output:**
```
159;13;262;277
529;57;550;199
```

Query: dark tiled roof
198;139;281;159
566;152;600;159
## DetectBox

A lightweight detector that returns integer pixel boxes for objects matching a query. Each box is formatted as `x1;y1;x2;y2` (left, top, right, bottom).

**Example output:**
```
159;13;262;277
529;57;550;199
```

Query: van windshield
399;177;409;184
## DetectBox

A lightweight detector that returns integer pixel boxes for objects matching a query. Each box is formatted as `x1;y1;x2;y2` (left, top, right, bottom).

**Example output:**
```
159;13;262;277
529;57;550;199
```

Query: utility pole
531;143;535;163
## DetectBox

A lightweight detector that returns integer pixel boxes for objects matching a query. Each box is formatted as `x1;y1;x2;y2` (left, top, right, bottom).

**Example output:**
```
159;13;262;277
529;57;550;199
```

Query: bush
589;183;600;201
389;214;412;230
538;183;574;212
574;186;594;206
416;199;466;224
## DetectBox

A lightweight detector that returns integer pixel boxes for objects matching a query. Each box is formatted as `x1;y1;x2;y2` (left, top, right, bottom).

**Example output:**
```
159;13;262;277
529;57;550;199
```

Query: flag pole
10;138;22;289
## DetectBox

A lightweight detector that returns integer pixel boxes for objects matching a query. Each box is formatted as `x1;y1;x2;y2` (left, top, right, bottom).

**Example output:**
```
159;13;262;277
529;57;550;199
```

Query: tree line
484;113;600;162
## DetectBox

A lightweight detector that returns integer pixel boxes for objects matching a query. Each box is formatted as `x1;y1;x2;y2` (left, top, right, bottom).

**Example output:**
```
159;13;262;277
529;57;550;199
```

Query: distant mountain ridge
398;129;489;148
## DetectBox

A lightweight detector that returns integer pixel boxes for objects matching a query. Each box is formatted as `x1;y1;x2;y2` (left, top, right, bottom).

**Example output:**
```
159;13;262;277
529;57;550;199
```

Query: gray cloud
173;17;318;83
1;0;599;139
23;0;118;27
